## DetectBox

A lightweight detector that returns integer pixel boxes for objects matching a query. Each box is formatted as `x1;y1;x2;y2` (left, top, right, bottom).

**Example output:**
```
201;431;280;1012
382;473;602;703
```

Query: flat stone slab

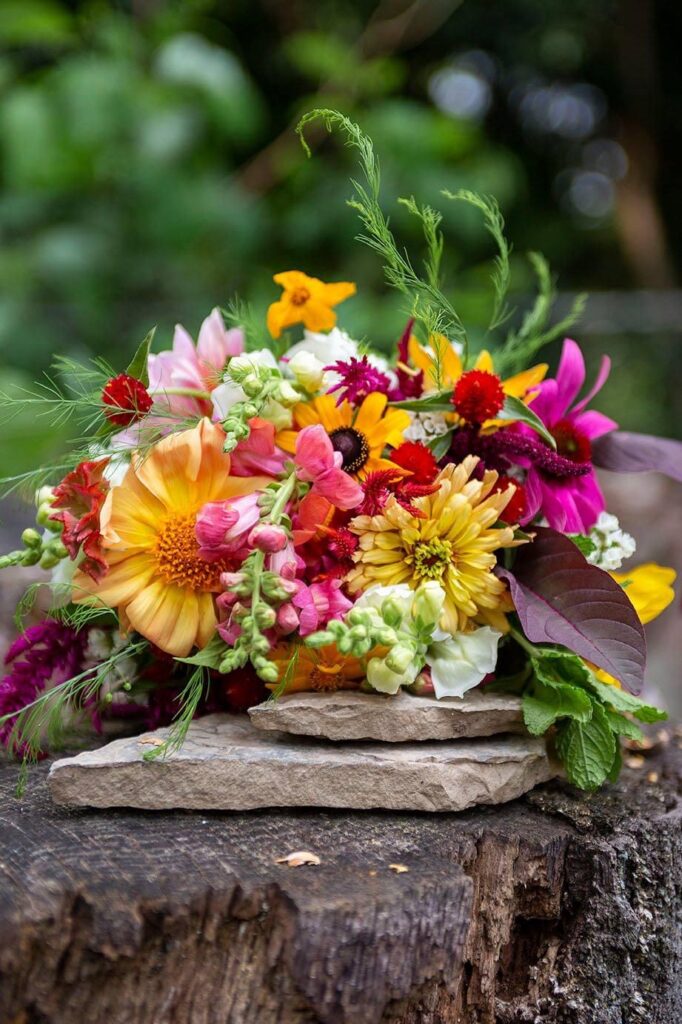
48;713;555;813
249;689;524;742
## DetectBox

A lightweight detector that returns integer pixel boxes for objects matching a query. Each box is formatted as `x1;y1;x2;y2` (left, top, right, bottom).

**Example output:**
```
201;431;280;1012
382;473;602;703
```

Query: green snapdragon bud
386;644;416;674
21;528;42;550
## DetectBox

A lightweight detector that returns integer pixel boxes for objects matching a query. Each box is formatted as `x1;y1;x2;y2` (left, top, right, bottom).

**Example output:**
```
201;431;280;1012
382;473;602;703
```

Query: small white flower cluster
587;512;636;571
404;411;451;443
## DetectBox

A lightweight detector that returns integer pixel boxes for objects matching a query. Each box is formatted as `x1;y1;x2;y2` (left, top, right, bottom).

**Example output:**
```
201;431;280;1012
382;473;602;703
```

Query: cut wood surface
0;728;681;1024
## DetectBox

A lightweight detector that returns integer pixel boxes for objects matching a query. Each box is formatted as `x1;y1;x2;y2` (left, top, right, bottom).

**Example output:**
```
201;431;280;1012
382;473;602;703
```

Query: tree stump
0;730;681;1024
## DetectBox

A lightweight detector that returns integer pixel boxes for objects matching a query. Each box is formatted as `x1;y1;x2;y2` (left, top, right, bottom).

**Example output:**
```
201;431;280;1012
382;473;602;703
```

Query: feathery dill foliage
296;108;585;373
142;666;209;761
2;639;148;761
296;109;470;365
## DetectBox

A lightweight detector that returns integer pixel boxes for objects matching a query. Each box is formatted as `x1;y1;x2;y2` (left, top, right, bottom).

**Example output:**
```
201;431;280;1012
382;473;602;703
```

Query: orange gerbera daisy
73;419;270;657
267;270;356;339
268;642;367;694
277;392;410;480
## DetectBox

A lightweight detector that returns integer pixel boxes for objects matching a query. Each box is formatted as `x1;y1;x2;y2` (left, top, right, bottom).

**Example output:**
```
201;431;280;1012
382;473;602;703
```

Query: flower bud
412;582;445;630
21;528;42;550
254;605;277;629
46;539;68;560
381;596;405;629
408;669;435;696
276;603;299;634
273;380;301;406
242;375;263;399
35;486;55;508
256;661;279;684
287;350;325;392
248;523;288;554
386;644;416;674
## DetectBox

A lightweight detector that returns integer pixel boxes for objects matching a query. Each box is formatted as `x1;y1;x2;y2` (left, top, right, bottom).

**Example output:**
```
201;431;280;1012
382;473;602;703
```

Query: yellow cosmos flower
594;563;677;688
407;334;547;423
277;392;410;480
267;270;356;339
74;419;270;657
268;642;366;694
346;455;521;633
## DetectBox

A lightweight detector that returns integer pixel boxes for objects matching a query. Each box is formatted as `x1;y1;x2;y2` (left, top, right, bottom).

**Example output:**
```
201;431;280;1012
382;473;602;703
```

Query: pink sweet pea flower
195;494;261;560
516;339;618;533
148;308;244;420
230;418;286;477
295;425;363;509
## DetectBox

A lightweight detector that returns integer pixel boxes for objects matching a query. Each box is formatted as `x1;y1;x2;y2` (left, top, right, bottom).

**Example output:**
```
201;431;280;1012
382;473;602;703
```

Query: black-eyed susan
276;392;410;480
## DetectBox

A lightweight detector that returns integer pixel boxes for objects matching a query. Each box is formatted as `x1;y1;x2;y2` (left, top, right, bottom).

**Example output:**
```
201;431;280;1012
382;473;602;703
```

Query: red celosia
102;373;153;427
390;441;439;484
325;355;391;406
50;460;109;581
452;369;505;425
357;470;439;519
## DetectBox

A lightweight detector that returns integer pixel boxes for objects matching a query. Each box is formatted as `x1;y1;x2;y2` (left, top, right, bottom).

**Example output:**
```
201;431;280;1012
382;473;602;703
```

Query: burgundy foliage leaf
498;526;646;693
592;431;682;482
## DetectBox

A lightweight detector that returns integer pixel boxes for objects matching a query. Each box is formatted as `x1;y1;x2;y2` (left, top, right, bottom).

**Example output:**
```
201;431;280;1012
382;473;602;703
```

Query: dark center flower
290;287;311;306
328;427;370;474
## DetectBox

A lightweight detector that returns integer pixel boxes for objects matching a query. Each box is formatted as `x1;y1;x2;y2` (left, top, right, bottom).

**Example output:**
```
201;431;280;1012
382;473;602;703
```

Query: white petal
427;627;501;699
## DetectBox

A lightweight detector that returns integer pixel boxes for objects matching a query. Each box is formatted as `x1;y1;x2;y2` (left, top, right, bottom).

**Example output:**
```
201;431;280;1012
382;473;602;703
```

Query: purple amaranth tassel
495;431;592;478
0;619;87;756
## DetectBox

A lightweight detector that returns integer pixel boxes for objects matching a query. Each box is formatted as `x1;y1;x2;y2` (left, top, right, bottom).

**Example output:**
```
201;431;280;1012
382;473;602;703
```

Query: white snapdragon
587;512;636;571
346;583;501;698
282;327;393;392
286;350;326;393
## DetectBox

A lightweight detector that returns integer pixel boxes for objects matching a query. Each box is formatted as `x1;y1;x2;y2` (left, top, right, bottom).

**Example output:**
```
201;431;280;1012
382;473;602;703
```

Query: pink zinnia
514;339;617;532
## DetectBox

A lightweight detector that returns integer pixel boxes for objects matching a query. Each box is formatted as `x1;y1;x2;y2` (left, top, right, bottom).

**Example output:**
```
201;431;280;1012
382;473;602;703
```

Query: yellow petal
611;563;677;625
503;363;548;400
125;581;201;656
474;350;494;373
301;299;337;333
73;552;157;608
354;392;387;434
267;298;297;339
319;281;356;305
273;270;311;290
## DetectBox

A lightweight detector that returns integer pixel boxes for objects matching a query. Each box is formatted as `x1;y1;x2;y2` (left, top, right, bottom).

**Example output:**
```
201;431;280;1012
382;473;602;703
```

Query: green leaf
555;702;617;791
523;681;593;736
531;650;591;689
180;633;228;670
585;676;668;723
604;710;645;742
390;390;452;413
607;745;623;784
126;327;156;387
426;430;454;460
498;394;556;449
568;533;597;558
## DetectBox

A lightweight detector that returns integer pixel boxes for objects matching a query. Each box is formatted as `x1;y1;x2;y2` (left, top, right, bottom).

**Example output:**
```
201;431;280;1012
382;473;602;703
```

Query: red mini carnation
49;461;109;582
357;470;438;519
390;441;439;484
452;370;505;425
102;373;153;427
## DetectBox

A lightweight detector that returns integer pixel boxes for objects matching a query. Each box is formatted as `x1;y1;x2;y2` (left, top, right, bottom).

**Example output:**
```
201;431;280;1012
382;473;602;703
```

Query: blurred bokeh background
1;0;680;705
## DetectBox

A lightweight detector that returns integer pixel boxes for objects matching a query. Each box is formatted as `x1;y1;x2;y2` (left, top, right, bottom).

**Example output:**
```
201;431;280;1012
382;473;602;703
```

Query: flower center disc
291;287;311;306
411;538;454;580
154;514;226;590
328;427;370;474
551;418;592;462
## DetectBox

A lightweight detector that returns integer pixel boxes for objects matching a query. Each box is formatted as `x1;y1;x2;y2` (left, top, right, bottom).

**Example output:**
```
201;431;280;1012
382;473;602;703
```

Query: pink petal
197;308;231;372
574;409;618;440
573;354;611;413
295;425;335;481
313;467;364;510
555;338;586;415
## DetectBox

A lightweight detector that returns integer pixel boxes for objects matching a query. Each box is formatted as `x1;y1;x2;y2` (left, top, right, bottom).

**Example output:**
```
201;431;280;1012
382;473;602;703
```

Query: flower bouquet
0;110;679;795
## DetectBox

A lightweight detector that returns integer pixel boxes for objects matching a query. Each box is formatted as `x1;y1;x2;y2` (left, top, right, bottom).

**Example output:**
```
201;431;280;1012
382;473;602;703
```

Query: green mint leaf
604;709;645;742
607;745;623;784
523;681;593;735
585;676;668;723
555;702;617;790
531;650;592;689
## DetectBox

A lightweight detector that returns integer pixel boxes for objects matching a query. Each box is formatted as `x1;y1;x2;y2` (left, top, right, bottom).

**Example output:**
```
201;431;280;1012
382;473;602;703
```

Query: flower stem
150;386;212;401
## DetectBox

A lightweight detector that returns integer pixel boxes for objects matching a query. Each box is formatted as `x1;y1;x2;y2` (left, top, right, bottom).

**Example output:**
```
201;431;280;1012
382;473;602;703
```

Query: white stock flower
587;512;636;571
404;411;451;443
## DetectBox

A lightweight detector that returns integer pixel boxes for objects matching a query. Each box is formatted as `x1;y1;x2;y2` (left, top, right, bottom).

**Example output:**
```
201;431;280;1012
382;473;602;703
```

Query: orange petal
273;270;311;290
73;552;157;608
301;299;337;333
267;298;299;339
125;581;201;657
319;281;356;306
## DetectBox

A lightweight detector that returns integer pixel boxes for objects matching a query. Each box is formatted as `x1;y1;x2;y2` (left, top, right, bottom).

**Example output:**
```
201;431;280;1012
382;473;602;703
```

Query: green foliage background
1;0;681;478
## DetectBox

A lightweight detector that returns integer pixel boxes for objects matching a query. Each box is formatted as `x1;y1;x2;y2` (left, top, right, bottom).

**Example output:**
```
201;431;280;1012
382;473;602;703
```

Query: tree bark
0;730;680;1024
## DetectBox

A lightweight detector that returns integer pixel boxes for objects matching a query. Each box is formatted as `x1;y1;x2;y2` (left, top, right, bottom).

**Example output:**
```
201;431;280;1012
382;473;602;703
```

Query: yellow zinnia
268;642;366;694
594;563;677;688
267;270;356;339
346;455;521;633
408;335;547;424
277;392;410;480
74;419;270;657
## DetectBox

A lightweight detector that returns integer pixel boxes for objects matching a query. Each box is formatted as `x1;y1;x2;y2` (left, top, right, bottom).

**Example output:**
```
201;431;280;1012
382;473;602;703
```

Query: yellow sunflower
346;455;521;633
73;419;270;657
268;642;367;694
267;270;356;339
276;392;410;480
